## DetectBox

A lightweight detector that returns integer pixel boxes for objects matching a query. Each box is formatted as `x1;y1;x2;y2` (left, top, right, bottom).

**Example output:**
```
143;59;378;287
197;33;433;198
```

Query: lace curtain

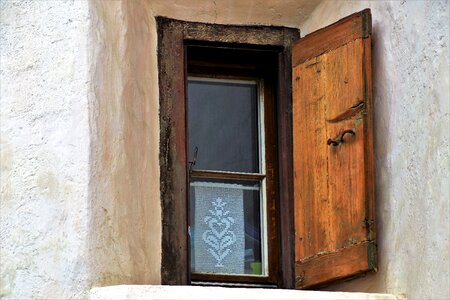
191;182;248;274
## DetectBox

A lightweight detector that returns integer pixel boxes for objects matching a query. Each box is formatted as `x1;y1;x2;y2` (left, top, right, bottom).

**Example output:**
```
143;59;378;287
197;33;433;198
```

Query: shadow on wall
87;0;161;287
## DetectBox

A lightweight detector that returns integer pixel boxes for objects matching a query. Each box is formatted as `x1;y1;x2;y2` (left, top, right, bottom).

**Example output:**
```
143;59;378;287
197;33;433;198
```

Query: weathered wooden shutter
292;9;376;288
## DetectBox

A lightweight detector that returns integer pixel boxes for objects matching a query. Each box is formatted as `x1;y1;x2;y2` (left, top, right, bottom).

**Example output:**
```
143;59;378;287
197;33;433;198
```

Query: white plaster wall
2;1;323;298
87;0;162;287
148;0;320;27
300;1;450;299
1;0;91;298
1;0;448;299
89;285;397;300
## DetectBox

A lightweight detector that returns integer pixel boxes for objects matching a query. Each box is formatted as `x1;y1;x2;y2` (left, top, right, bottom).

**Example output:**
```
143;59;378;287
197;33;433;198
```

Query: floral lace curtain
191;182;247;274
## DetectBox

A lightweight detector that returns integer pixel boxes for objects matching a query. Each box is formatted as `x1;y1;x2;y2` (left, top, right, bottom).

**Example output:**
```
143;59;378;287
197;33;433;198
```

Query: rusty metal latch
327;129;355;146
188;146;198;173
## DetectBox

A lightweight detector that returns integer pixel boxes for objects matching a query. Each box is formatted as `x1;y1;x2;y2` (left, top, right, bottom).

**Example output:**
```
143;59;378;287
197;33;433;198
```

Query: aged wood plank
324;39;367;249
277;28;299;288
293;56;331;261
191;273;271;284
363;32;376;248
292;9;375;289
294;241;374;288
292;9;371;66
263;71;281;284
157;18;189;285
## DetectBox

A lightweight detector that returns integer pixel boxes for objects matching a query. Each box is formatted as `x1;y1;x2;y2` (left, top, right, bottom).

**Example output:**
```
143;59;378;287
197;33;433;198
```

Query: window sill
89;285;399;299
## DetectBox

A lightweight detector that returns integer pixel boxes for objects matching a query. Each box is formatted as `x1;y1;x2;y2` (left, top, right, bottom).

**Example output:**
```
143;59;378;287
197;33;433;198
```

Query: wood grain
292;9;371;66
294;241;375;289
325;39;367;250
292;9;375;289
157;18;189;285
293;57;330;260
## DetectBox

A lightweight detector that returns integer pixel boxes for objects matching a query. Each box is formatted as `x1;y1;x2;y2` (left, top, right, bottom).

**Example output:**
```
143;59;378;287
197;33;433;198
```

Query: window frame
186;51;276;285
157;17;299;288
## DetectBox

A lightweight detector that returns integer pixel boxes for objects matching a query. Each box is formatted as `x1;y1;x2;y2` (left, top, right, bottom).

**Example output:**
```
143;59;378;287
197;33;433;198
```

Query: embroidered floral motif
202;198;236;267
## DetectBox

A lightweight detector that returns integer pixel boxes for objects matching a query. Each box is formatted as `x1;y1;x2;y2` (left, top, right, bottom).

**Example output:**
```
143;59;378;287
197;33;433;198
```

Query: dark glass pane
189;178;263;275
187;79;259;173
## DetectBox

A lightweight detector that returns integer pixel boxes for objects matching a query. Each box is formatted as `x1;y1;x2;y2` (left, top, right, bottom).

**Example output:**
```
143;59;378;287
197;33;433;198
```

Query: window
186;45;280;285
157;9;376;289
188;78;268;278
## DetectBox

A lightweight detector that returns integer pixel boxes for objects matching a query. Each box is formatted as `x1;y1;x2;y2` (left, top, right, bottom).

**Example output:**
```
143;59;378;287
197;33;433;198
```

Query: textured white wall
1;1;322;298
301;1;449;299
1;0;449;299
1;0;91;298
148;0;320;27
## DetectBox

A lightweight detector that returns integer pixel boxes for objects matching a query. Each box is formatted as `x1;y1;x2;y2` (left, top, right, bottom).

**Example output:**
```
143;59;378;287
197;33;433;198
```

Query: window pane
188;79;259;173
190;179;263;275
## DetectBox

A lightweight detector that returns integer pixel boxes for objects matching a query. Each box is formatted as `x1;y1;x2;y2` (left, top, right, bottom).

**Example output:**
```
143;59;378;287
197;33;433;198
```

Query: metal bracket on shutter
327;129;355;146
363;218;375;241
295;273;305;288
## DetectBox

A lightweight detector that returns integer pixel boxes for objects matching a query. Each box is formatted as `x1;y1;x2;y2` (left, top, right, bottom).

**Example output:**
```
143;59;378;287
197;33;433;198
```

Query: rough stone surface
301;1;450;299
89;285;398;300
0;0;91;298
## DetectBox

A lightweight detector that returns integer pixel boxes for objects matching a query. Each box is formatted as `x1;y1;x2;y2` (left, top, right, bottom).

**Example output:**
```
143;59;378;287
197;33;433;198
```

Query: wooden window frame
157;17;299;288
187;46;278;285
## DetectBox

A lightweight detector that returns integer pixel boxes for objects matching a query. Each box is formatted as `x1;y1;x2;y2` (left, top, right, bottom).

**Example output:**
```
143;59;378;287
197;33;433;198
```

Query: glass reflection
187;79;259;173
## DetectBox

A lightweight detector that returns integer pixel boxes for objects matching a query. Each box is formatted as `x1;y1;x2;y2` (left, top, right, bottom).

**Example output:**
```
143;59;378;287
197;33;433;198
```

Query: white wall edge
89;285;400;300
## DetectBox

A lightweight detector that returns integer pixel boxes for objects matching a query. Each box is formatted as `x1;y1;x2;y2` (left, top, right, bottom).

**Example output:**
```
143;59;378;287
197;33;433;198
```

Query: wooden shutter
292;9;376;289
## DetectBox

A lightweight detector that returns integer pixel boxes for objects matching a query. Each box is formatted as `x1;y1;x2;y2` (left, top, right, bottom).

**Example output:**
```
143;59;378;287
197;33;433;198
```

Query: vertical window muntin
187;76;269;277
